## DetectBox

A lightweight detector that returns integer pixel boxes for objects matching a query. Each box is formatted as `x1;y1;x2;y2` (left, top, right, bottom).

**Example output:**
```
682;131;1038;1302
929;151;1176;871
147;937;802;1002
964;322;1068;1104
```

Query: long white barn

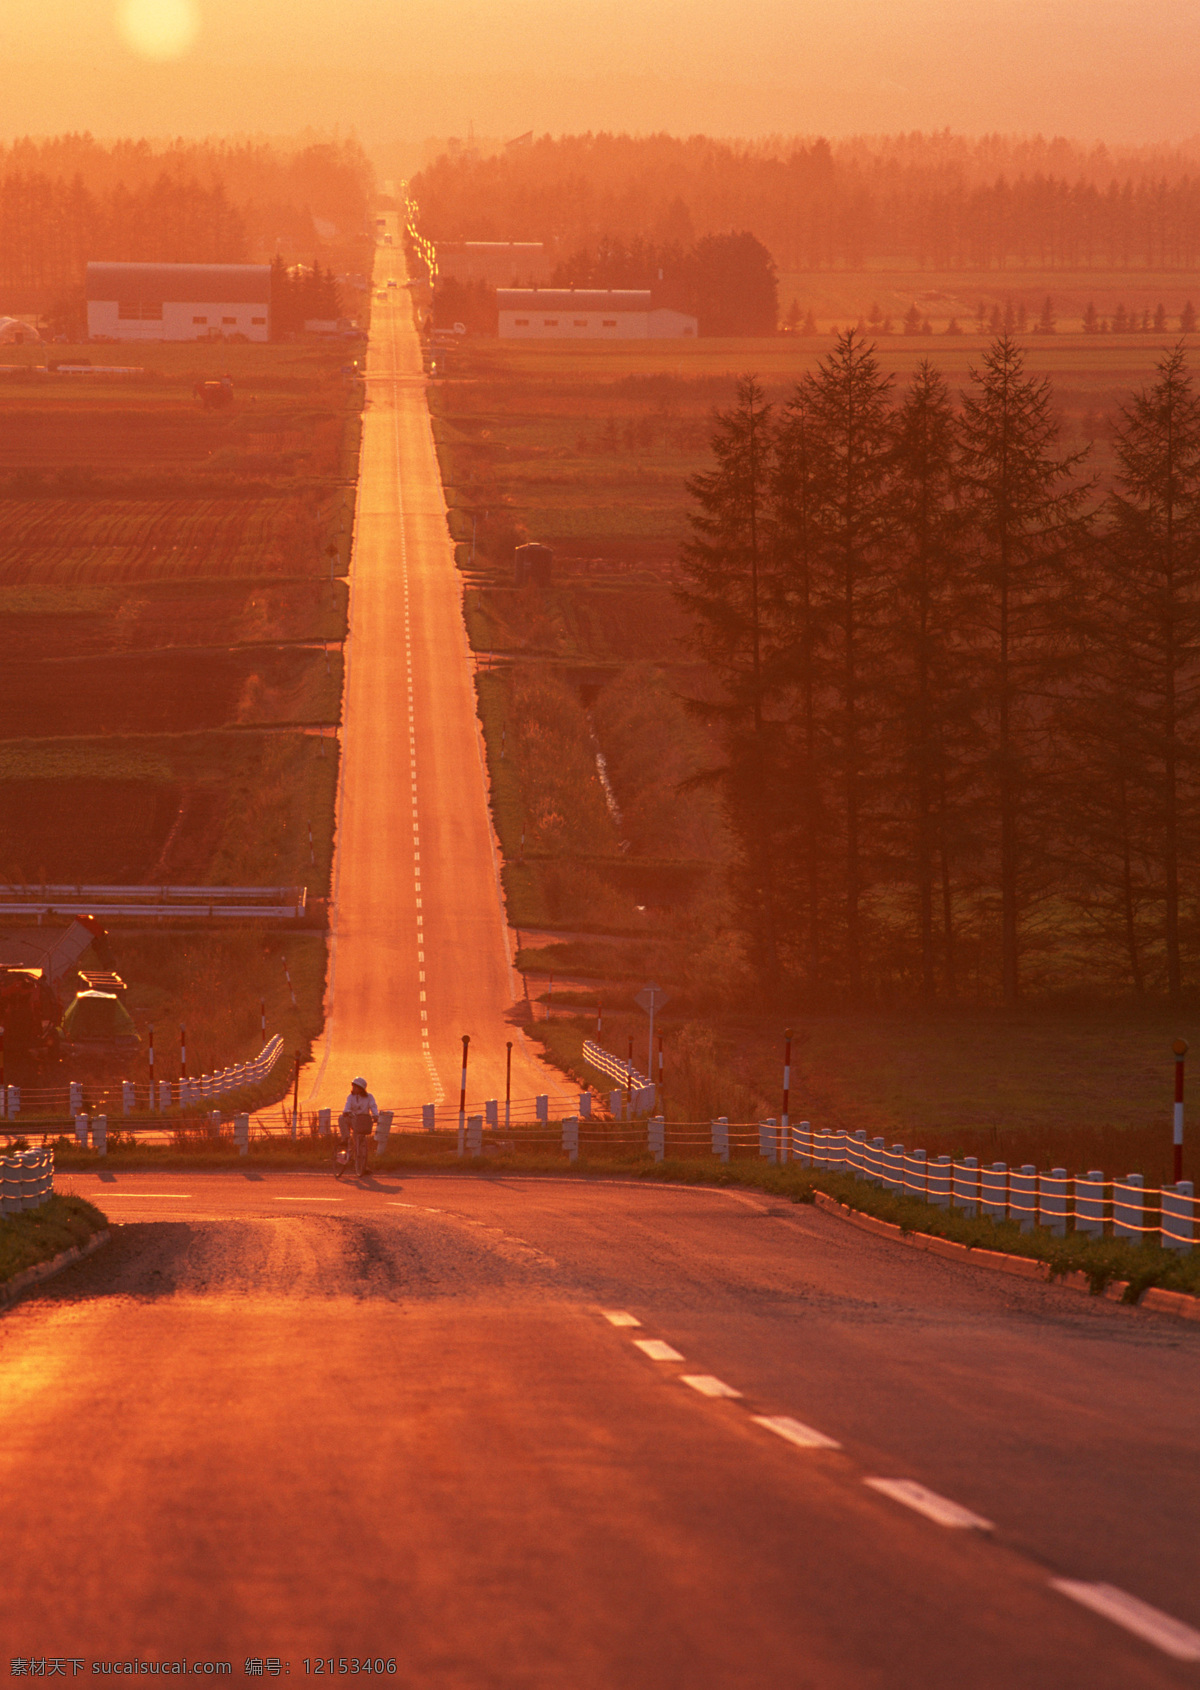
86;262;271;342
497;288;697;339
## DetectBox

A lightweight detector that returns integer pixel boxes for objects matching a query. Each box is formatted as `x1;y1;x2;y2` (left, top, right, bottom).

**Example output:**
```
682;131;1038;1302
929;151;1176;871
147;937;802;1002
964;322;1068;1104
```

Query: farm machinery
0;914;136;1078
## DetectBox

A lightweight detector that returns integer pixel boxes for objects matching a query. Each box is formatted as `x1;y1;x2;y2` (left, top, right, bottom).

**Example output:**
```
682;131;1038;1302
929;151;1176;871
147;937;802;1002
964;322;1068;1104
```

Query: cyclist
339;1076;379;1178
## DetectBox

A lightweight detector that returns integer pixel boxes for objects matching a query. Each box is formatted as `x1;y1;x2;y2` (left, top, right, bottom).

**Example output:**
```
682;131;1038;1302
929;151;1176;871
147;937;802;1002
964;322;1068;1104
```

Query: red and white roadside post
657;1034;664;1116
781;1028;792;1165
180;1025;187;1104
459;1034;470;1137
505;1040;512;1130
1173;1039;1188;1184
596;1003;603;1038
148;1024;155;1111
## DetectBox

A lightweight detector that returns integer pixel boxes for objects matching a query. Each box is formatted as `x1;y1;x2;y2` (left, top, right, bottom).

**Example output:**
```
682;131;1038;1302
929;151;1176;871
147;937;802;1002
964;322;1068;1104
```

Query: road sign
635;984;670;1014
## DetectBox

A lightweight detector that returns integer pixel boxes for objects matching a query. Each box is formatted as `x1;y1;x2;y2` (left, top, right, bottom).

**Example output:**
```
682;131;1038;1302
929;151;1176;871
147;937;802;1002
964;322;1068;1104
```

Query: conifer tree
1098;344;1200;1002
797;331;894;996
957;337;1090;1004
677;376;783;985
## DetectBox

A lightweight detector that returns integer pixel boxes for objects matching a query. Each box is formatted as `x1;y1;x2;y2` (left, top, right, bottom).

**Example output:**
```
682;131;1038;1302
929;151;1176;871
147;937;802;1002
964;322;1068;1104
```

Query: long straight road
5;1170;1198;1686
311;238;569;1116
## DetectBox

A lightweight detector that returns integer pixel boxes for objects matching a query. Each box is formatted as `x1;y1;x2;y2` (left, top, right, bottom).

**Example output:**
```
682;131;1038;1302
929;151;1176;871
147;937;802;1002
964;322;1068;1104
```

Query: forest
682;336;1200;1010
0;134;375;303
411;131;1200;271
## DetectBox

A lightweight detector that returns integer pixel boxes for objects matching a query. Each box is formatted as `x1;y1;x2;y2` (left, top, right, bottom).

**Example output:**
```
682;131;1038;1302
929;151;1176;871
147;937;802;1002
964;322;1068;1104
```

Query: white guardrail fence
0;1036;287;1121
0;1148;53;1214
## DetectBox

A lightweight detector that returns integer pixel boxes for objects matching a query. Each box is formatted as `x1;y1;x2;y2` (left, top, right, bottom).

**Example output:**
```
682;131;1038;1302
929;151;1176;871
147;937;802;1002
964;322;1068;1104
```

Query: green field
0;334;366;1079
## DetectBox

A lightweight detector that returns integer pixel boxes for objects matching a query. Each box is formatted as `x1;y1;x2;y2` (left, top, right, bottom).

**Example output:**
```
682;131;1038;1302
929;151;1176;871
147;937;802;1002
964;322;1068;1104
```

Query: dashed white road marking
682;1375;743;1399
100;1192;194;1198
864;1478;993;1531
274;1196;344;1202
1049;1582;1200;1661
633;1338;683;1362
752;1414;841;1451
602;1311;642;1327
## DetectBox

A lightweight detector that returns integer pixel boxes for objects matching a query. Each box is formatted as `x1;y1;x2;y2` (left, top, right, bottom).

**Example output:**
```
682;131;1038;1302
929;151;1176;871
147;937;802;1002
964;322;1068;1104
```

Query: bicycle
334;1113;374;1179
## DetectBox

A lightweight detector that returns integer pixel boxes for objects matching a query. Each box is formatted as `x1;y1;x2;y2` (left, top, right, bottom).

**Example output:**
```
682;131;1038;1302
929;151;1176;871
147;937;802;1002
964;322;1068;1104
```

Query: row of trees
0;137;376;297
553;233;778;336
269;259;343;336
413;133;1200;272
681;339;1200;1007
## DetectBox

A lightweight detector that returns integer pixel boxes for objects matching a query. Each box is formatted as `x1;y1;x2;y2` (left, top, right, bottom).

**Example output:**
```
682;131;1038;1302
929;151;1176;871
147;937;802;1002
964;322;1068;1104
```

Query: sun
116;0;200;61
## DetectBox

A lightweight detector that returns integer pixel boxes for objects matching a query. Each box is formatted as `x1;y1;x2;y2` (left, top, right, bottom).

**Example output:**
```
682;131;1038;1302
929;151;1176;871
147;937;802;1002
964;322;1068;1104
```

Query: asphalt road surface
310;231;569;1117
3;1170;1198;1686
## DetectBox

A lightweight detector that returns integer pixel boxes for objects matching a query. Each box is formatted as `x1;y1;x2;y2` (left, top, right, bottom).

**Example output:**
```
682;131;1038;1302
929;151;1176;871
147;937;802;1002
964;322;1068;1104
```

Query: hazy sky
3;0;1200;145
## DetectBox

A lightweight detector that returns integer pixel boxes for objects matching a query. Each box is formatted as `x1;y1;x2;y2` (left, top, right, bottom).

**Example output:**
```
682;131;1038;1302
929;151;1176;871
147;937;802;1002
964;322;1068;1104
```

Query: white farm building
497;289;697;340
86;262;271;342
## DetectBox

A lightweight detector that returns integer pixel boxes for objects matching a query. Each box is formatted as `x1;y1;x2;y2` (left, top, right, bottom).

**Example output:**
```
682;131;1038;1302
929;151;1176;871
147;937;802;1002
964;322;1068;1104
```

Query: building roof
86;262;271;304
497;289;652;311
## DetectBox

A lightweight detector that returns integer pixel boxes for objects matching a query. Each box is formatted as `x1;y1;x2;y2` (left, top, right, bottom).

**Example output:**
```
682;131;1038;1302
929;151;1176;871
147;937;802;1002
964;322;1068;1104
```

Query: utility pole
1174;1039;1188;1183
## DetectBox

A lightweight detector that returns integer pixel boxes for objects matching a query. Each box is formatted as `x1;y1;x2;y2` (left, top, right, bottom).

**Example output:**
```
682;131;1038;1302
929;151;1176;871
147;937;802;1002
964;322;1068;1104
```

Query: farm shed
497;289;697;340
86;262;271;342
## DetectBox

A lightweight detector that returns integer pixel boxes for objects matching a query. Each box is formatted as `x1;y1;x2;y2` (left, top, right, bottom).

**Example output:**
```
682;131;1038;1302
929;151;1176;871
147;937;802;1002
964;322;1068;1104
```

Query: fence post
758;1118;777;1164
851;1128;868;1180
74;1112;89;1148
69;1081;82;1113
317;1108;331;1138
1039;1167;1068;1237
1010;1165;1037;1233
711;1117;729;1163
92;1115;107;1156
536;1094;548;1123
903;1148;927;1201
1162;1180;1194;1253
5;1085;18;1119
207;1108;221;1139
122;1080;135;1115
423;1102;436;1132
467;1114;482;1156
1113;1173;1144;1243
579;1093;592;1119
609;1089;623;1121
1074;1170;1105;1238
375;1110;393;1157
953;1156;978;1216
981;1161;1006;1221
649;1115;665;1163
928;1155;951;1208
563;1115;579;1164
234;1113;249;1156
486;1099;498;1127
158;1080;172;1112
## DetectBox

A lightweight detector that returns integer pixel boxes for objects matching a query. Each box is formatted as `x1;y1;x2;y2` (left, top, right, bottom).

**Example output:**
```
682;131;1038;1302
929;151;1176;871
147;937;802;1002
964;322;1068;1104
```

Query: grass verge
0;1194;108;1287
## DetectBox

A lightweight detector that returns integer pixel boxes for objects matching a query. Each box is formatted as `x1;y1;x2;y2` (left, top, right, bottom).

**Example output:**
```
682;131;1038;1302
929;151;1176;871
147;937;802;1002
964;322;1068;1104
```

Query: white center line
682;1375;743;1399
752;1414;841;1451
602;1310;641;1327
99;1192;194;1198
1050;1582;1200;1661
633;1338;683;1361
864;1478;993;1531
274;1196;344;1202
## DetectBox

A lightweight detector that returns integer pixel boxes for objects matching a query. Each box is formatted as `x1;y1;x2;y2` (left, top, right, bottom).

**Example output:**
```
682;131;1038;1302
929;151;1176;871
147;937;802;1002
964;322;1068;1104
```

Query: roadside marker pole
459;1034;470;1136
1174;1039;1188;1184
148;1025;155;1110
261;999;266;1043
627;1036;634;1117
180;1026;186;1101
781;1027;792;1165
291;1050;301;1139
657;1034;664;1117
597;1002;602;1037
505;1040;512;1130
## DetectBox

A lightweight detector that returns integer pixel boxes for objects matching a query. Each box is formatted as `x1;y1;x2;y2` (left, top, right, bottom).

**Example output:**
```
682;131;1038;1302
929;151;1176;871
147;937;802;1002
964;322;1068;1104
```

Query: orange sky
3;0;1200;144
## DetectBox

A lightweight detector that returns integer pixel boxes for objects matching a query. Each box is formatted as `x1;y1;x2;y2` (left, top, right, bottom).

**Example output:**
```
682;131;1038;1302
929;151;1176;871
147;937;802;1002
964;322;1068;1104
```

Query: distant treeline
0;135;375;298
412;132;1200;271
683;339;1200;1008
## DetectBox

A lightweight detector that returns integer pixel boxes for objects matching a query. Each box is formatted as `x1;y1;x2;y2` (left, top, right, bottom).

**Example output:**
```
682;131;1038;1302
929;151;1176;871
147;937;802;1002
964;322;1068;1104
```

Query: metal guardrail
0;886;307;919
0;1036;287;1121
0;1148;53;1214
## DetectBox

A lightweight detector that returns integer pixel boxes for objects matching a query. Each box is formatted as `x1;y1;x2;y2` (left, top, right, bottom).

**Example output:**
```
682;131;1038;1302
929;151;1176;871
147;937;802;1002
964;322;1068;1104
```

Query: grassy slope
0;1194;108;1286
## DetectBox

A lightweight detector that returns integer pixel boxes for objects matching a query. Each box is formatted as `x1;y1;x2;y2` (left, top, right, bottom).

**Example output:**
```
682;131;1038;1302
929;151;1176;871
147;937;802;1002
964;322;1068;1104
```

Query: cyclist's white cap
352;1075;368;1089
